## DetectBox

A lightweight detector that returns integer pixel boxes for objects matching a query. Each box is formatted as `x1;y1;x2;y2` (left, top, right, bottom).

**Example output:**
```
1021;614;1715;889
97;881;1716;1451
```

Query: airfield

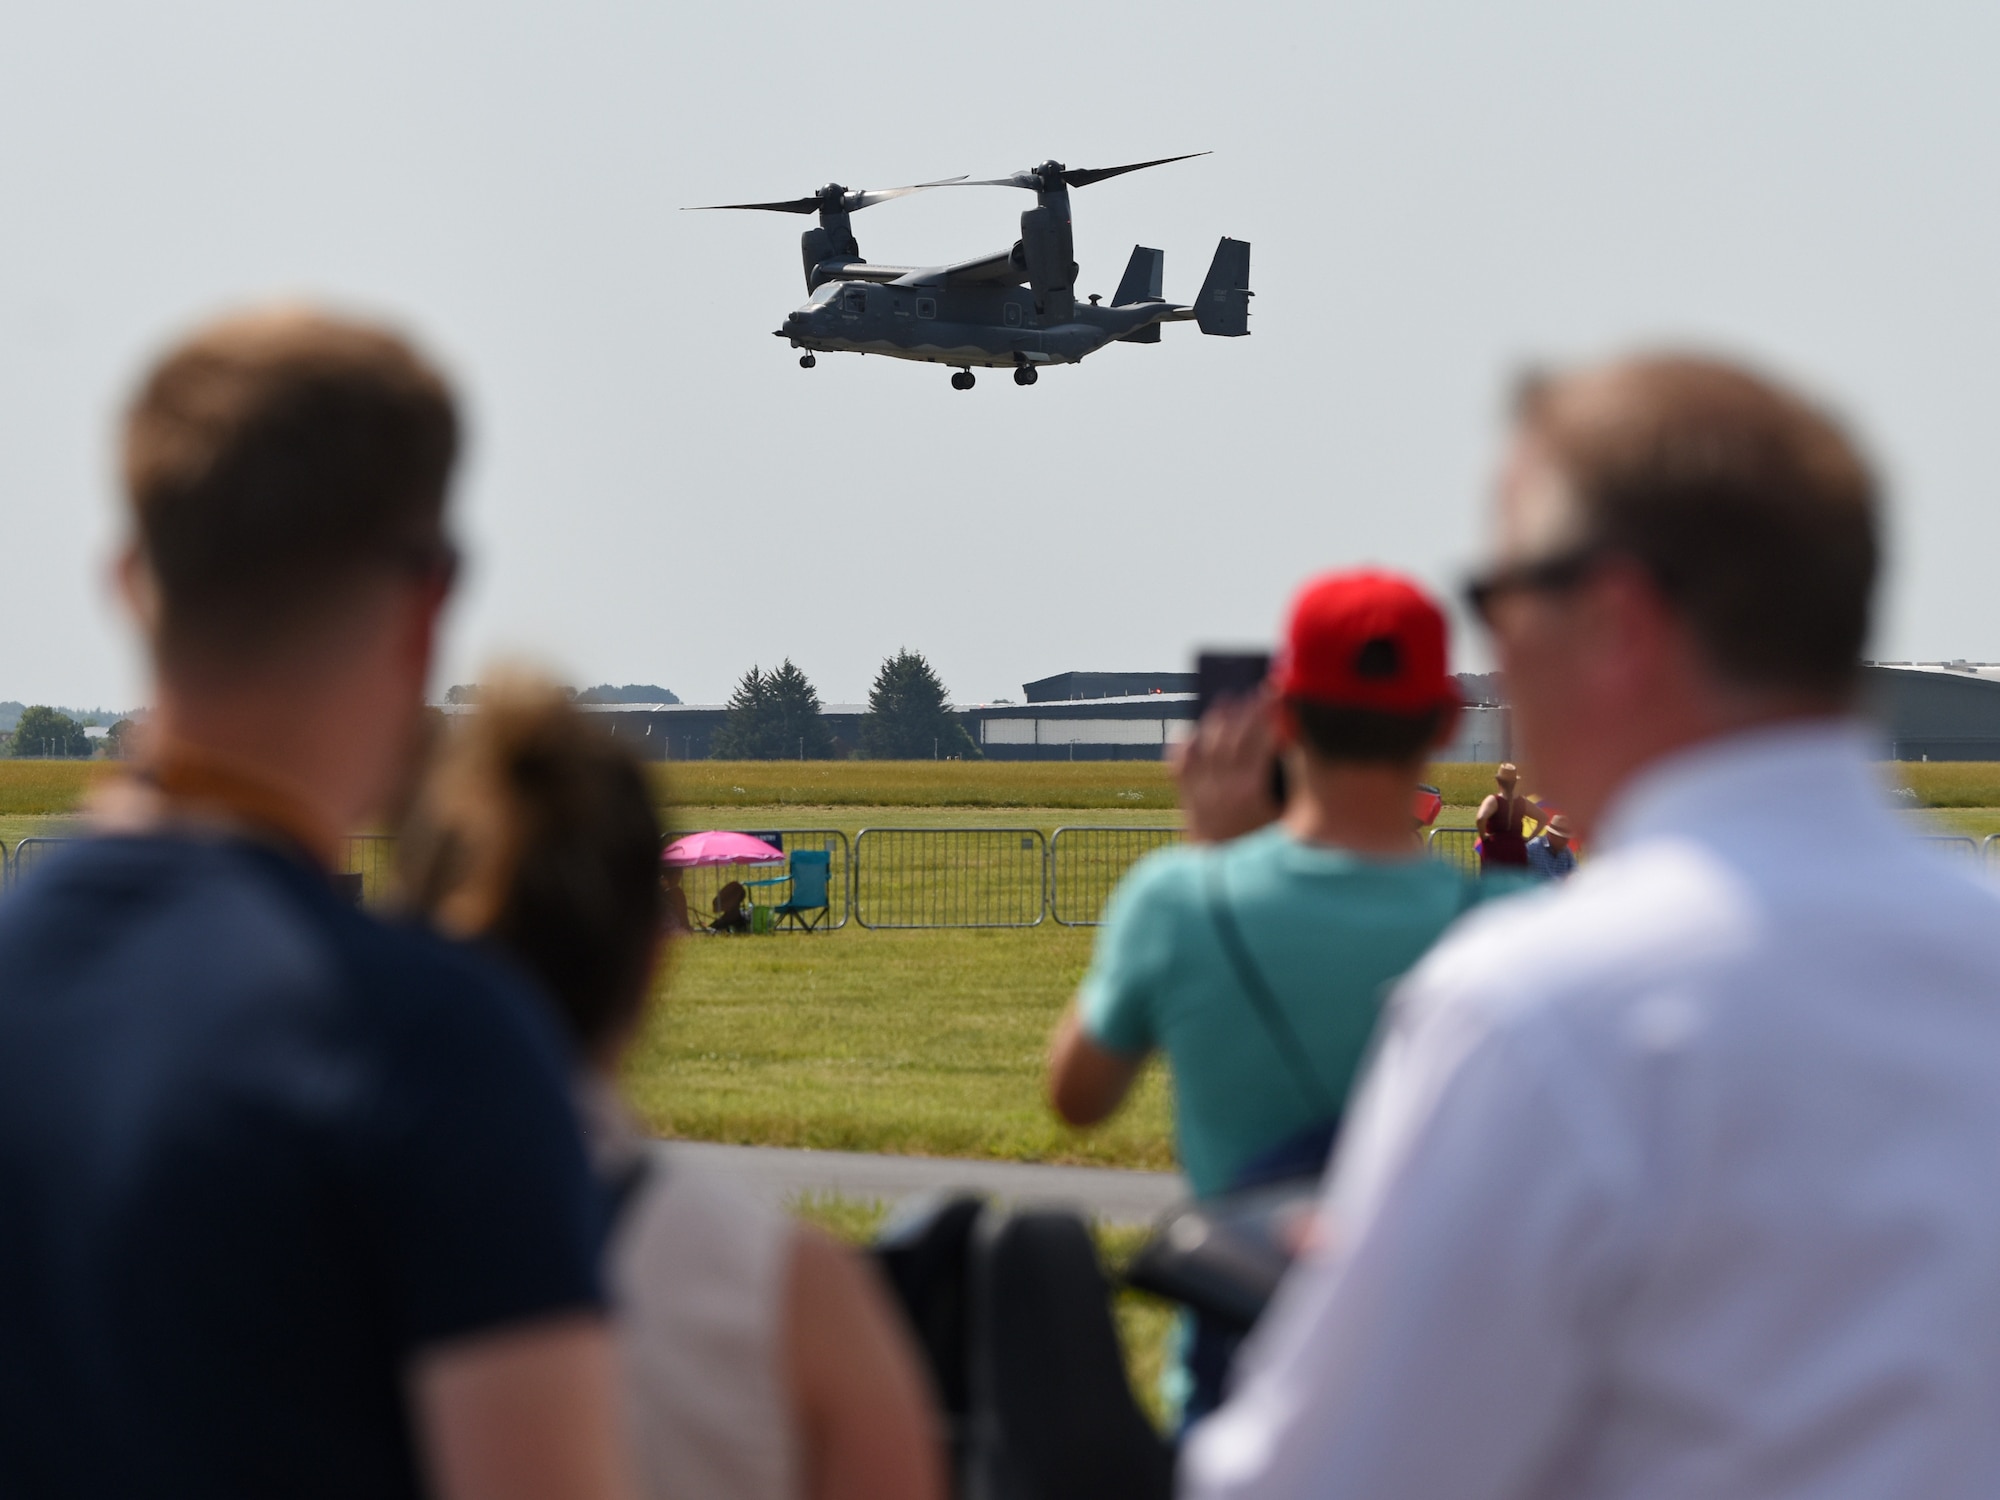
8;756;2000;1175
6;754;1999;1415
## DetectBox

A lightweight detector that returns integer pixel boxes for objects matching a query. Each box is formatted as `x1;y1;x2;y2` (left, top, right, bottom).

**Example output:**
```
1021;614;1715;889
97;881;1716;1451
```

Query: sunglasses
1462;543;1604;627
393;538;462;590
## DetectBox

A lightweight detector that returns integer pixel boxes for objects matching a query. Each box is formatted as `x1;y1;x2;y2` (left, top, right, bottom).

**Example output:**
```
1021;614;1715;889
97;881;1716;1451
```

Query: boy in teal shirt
1076;824;1483;1197
1047;570;1508;1419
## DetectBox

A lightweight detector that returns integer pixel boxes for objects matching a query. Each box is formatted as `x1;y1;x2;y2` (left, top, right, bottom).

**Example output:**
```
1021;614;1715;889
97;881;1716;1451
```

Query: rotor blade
684;197;821;214
843;176;969;211
935;173;1042;191
1062;151;1211;188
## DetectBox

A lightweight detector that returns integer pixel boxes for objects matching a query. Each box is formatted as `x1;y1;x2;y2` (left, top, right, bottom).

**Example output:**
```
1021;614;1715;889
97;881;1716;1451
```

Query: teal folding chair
748;849;833;932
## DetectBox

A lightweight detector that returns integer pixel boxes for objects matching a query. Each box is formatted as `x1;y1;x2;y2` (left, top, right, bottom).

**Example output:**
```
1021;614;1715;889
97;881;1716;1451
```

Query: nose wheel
950;370;975;391
1013;365;1038;386
799;354;816;369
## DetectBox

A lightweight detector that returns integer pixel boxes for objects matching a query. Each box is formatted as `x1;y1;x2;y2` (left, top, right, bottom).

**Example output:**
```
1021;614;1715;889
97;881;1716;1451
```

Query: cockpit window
842;289;867;315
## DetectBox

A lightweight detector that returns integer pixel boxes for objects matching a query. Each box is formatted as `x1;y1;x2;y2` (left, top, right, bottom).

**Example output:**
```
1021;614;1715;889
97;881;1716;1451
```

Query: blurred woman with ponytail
397;675;943;1500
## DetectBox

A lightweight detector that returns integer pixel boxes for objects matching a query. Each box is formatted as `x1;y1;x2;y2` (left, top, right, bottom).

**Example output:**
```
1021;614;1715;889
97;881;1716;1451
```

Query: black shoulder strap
1204;857;1338;1121
606;1153;658;1231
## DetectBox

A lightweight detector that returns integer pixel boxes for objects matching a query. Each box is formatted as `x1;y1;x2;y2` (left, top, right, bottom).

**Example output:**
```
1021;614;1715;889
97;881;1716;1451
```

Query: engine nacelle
800;225;859;291
1018;205;1077;322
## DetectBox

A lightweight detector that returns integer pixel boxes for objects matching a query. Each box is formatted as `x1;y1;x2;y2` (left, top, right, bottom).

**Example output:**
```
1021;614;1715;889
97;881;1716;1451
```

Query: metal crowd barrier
8;835;75;891
0;840;8;891
1047;825;1183;926
1428;827;1994;874
1917;834;1980;862
668;829;852;931
1425;826;1480;875
340;834;399;905
853;827;1047;929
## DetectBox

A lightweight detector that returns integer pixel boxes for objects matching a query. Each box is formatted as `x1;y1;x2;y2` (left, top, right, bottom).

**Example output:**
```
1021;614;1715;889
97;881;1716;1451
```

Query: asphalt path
659;1140;1186;1227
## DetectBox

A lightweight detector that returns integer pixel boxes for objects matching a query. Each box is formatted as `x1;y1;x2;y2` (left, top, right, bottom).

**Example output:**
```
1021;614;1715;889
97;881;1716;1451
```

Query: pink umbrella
662;830;786;868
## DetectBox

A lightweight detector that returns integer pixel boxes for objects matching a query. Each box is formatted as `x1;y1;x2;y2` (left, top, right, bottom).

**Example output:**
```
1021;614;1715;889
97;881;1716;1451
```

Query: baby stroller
870;1180;1316;1500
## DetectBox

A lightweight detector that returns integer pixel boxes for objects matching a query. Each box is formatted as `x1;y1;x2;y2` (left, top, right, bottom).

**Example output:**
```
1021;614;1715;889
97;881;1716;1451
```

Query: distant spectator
1047;569;1513;1426
1524;812;1576;878
661;864;693;934
711;879;752;933
1185;355;2000;1500
0;309;632;1500
398;677;943;1500
1474;761;1543;873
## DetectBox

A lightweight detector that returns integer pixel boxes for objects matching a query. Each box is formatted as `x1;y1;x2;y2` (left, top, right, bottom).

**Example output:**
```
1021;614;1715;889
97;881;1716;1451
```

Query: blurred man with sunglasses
1184;356;2000;1500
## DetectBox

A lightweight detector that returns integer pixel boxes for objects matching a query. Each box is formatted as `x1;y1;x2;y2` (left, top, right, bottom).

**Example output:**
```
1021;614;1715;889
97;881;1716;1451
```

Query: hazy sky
3;2;1995;709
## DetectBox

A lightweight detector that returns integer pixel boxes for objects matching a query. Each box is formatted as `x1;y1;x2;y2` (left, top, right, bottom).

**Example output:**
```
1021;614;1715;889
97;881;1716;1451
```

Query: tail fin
1195;238;1252;337
1114;246;1165;343
1113;246;1164;305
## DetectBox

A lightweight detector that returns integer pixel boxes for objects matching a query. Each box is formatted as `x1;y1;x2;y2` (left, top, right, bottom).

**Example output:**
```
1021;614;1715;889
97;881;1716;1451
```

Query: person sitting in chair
711;880;752;934
660;866;693;934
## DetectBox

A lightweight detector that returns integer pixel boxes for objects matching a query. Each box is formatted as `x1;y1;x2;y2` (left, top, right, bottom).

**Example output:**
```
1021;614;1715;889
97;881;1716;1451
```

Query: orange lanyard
137;742;341;871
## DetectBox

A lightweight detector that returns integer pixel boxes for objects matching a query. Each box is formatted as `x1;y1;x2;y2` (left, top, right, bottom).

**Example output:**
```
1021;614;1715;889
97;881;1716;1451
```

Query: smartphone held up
1193;650;1444;829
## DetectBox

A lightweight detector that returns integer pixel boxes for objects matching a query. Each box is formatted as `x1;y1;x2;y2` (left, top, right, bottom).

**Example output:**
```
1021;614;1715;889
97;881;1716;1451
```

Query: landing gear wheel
799;354;816;369
951;370;975;391
1013;365;1038;386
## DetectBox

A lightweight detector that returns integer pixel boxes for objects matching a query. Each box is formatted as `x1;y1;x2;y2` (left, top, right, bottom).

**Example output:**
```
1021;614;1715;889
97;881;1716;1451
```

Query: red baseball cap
1272;569;1459;714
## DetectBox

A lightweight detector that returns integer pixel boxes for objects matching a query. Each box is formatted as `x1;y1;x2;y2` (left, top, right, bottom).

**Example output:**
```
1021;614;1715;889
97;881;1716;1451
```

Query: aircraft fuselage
776;275;1184;370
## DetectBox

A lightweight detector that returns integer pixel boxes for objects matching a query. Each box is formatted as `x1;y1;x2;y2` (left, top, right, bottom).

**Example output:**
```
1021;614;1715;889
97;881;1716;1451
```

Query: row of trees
2;706;133;759
713;649;978;760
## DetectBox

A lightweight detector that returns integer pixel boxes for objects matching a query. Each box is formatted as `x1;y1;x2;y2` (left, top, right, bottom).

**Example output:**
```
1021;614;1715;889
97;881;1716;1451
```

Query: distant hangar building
968;671;1510;763
474;668;1514;762
1866;662;2000;760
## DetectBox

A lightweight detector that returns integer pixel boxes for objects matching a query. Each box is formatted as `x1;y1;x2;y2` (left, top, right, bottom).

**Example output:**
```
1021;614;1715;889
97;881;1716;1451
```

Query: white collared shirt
1183;722;2000;1500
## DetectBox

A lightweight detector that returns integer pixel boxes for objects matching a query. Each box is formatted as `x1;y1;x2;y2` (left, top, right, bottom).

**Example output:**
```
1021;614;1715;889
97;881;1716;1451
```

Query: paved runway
660;1141;1186;1227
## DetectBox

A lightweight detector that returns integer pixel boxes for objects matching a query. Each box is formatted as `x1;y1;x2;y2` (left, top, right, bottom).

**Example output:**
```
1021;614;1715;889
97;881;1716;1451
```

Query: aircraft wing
891;247;1028;287
818;260;924;284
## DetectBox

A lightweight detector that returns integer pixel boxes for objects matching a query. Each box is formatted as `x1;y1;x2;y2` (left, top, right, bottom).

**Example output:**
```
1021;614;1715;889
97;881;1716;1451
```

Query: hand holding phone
1179;653;1285;843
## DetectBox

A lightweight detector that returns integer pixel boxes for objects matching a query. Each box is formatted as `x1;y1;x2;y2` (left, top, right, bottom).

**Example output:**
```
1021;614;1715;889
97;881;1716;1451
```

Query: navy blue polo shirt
0;833;605;1498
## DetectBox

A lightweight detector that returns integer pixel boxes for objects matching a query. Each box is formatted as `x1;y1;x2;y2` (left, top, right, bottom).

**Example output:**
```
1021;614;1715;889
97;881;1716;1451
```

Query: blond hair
398;673;663;1052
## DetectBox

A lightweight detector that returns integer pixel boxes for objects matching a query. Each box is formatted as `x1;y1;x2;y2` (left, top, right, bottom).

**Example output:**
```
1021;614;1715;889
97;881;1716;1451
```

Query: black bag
873;1195;1174;1500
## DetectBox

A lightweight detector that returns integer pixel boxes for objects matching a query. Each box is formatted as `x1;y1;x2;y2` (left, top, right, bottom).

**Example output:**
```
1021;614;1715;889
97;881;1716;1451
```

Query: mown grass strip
651;760;1515;811
11;757;2000;817
0;763;114;816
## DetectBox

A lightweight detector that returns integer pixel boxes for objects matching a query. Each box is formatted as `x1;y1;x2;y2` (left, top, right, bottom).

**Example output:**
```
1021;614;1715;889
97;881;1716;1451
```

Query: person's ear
114;543;161;633
1573;558;1686;701
1269;694;1300;750
393;566;455;680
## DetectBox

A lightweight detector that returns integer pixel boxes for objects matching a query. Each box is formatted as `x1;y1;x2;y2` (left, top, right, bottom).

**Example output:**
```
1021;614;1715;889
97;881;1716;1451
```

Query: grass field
0;757;1512;819
7;755;2000;819
623;924;1175;1170
0;763;112;816
651;759;1514;812
8;759;2000;1177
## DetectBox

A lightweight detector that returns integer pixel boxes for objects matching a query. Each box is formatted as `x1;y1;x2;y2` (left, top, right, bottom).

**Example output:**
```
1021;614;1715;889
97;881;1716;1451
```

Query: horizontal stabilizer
1113;246;1164;306
1195;237;1252;337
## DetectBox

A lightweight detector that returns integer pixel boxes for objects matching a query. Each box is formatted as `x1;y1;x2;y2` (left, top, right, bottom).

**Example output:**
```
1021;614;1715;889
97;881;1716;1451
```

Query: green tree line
713;650;979;761
2;706;136;759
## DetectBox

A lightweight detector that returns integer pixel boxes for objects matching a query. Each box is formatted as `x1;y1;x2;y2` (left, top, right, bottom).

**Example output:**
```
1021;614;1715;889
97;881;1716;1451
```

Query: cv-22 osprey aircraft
688;153;1251;389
